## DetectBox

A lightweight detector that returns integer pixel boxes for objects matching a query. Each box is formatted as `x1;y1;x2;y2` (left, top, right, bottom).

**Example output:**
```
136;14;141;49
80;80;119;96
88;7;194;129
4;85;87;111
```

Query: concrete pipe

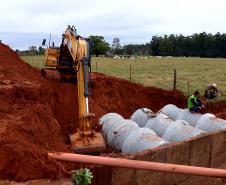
106;120;128;147
196;113;226;132
107;119;139;150
100;114;124;139
98;113;123;126
130;108;153;127
122;128;168;154
162;120;205;142
176;109;202;127
160;104;182;120
145;112;174;137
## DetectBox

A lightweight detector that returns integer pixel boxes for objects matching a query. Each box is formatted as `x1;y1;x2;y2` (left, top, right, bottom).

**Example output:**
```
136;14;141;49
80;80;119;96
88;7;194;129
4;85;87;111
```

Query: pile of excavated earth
0;43;226;183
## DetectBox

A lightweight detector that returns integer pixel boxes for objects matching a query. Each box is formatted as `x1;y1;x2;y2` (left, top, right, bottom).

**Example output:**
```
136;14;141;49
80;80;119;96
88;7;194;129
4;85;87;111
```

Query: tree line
17;46;45;55
150;32;226;57
18;32;226;58
89;32;226;58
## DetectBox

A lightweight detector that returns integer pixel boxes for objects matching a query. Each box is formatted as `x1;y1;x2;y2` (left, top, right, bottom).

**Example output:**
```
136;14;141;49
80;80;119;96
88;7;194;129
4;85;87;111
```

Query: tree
123;44;134;55
38;46;45;55
89;36;110;57
150;36;161;56
111;38;122;55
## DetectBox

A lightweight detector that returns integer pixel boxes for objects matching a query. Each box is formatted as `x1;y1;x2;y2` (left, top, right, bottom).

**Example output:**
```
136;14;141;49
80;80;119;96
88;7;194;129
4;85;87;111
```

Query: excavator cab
43;26;106;154
44;47;60;68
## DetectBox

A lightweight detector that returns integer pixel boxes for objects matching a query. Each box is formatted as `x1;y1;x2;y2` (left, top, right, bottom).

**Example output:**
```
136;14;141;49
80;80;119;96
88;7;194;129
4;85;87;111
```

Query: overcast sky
0;0;226;50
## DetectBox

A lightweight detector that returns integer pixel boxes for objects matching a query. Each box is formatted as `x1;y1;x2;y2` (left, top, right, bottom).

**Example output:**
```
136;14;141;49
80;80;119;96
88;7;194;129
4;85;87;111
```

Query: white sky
0;0;226;50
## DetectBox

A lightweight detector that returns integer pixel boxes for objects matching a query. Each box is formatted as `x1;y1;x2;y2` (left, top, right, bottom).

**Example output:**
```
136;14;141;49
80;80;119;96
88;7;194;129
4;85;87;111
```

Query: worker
188;90;203;113
204;83;219;99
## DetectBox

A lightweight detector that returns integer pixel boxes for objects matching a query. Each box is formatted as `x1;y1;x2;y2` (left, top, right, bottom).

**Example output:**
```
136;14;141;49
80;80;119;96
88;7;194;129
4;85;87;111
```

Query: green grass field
22;55;45;69
21;55;226;100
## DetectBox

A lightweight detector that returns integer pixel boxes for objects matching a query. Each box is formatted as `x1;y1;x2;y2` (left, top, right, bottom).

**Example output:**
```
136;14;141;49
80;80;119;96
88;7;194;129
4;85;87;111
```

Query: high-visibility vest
187;95;197;108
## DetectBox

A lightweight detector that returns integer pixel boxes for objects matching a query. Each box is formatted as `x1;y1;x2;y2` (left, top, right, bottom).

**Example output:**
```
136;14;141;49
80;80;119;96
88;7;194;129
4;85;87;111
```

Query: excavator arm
63;26;92;132
62;26;105;153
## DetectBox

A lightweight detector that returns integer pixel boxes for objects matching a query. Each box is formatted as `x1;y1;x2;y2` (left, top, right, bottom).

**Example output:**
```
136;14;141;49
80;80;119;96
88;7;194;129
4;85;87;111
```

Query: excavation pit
1;43;226;185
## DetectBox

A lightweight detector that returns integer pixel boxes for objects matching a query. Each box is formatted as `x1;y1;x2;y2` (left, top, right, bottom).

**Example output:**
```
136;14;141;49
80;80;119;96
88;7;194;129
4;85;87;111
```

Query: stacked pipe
98;111;169;154
98;104;226;155
161;104;226;131
137;108;205;142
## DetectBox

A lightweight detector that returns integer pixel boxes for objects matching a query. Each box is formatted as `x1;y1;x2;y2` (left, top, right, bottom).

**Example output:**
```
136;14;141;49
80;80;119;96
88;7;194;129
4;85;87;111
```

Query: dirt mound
0;44;42;82
0;44;74;180
0;43;225;181
89;73;186;121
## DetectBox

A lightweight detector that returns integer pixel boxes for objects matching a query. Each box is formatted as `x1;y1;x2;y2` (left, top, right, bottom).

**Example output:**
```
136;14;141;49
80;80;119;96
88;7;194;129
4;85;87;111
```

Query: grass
21;55;45;69
21;55;226;100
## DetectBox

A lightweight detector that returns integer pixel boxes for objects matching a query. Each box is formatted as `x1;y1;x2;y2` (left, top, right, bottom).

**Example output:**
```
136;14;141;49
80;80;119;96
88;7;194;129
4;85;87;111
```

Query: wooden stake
173;68;177;90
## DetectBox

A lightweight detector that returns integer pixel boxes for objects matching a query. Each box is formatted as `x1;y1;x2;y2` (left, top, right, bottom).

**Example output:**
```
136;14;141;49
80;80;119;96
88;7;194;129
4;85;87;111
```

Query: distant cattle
113;55;120;59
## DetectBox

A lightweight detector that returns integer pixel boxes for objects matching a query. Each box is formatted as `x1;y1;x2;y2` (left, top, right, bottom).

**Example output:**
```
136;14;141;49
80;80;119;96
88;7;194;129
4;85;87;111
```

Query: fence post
173;68;177;90
95;61;97;72
187;81;190;96
129;65;132;82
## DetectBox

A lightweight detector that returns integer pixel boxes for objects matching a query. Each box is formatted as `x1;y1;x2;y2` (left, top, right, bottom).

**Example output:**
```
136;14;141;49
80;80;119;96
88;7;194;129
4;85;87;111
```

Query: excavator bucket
70;114;106;154
70;132;106;154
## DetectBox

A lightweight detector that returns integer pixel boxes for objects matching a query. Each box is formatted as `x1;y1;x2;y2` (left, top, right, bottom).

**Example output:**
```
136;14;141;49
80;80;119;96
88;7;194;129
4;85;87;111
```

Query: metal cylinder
99;113;124;139
145;113;174;137
195;113;226;132
122;128;168;154
160;104;183;120
162;120;205;142
130;108;153;127
176;109;202;127
107;119;139;150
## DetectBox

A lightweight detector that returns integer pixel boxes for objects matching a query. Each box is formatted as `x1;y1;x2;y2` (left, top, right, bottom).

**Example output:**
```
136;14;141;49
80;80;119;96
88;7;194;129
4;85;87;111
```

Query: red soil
0;43;225;182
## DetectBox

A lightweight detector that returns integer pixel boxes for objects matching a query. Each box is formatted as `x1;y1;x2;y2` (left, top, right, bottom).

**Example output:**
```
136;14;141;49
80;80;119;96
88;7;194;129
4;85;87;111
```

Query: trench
1;43;226;185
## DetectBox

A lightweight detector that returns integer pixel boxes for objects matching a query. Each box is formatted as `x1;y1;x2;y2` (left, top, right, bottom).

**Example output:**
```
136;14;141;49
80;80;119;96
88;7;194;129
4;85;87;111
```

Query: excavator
42;25;106;154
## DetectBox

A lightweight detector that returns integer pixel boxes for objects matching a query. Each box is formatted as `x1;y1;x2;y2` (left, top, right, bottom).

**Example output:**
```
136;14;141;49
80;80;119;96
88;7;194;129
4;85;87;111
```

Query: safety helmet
212;83;217;87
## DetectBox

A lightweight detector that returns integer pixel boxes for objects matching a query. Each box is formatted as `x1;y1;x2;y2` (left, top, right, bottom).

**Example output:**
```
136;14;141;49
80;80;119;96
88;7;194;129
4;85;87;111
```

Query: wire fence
22;55;226;101
93;60;226;100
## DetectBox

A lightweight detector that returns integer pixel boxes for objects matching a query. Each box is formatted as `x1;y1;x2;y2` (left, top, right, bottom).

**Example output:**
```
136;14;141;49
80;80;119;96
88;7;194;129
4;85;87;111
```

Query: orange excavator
42;25;105;154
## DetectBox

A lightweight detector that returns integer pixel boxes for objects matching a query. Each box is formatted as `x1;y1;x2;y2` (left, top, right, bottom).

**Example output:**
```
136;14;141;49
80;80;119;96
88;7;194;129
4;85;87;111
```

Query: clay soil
0;43;226;183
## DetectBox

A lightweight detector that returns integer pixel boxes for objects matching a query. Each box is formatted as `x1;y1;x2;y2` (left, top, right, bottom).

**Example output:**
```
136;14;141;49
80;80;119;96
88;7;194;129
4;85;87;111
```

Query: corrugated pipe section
98;105;226;154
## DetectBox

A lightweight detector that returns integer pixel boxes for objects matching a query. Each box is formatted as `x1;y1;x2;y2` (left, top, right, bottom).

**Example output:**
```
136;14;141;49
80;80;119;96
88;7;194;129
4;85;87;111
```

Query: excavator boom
43;26;105;154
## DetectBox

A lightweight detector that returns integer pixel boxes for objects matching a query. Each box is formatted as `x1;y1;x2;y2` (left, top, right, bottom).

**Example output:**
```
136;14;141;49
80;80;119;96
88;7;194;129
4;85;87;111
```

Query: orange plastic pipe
48;152;226;178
